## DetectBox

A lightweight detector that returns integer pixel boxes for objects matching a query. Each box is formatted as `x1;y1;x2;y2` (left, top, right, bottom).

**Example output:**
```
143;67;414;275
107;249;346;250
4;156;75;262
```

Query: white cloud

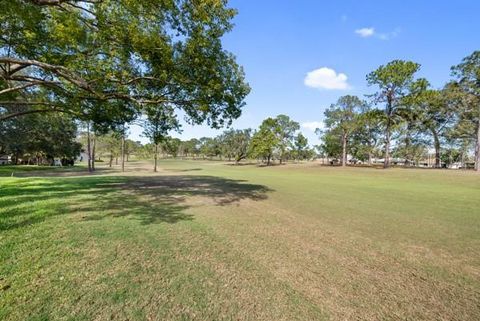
302;121;324;132
355;27;375;38
355;27;401;40
304;67;350;90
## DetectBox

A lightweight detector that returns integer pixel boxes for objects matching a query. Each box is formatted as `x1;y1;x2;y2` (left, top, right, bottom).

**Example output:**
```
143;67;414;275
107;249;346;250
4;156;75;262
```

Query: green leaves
142;105;181;145
451;51;480;96
248;122;278;162
218;128;251;162
1;0;250;130
366;60;422;167
247;115;300;164
367;60;421;93
324;95;363;132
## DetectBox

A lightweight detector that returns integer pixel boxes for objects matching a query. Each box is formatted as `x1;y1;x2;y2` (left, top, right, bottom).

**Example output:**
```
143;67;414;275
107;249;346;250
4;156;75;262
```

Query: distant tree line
84;113;315;171
319;52;480;170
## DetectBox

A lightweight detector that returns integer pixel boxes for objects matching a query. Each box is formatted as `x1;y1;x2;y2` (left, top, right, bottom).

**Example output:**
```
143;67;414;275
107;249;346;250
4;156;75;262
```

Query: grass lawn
0;165;87;177
1;160;479;320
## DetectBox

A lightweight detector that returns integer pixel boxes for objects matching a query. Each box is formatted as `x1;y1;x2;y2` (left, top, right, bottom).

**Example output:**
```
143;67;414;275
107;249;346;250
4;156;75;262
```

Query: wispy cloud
377;27;401;40
304;67;350;90
355;26;401;40
302;121;324;132
355;27;375;38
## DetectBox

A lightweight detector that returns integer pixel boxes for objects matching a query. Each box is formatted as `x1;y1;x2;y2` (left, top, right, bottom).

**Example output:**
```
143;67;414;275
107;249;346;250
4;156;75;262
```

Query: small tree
350;108;383;165
91;133;122;167
318;127;343;163
274;115;300;164
323;95;363;166
292;133;310;161
248;118;280;165
199;137;221;159
182;139;200;158
220;129;252;164
162;137;182;158
142;106;180;172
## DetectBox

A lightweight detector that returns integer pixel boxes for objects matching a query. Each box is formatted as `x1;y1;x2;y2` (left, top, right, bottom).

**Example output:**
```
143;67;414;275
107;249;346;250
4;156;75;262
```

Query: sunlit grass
0;165;86;177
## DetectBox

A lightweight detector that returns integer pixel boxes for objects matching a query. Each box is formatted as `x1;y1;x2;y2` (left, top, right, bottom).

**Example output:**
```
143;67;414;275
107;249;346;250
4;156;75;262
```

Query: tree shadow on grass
0;174;273;231
121;175;271;205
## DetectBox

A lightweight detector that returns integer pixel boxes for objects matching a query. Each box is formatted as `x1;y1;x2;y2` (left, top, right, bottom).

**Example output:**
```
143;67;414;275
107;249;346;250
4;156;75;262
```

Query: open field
1;160;479;320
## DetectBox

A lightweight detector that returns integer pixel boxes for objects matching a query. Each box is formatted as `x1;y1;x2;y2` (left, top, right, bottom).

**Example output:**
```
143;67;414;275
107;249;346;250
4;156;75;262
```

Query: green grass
1;160;479;320
0;165;86;177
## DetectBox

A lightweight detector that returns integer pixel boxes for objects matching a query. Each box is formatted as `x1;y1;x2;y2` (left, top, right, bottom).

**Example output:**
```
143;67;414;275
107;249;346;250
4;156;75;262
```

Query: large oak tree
0;0;250;129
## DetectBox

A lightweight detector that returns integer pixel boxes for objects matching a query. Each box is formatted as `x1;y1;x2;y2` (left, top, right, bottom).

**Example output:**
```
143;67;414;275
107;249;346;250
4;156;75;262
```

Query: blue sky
130;0;480;145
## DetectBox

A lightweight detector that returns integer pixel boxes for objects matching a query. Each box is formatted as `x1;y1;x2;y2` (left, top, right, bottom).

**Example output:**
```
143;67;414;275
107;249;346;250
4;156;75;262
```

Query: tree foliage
323;95;363;166
451;51;480;170
219;128;252;163
0;113;81;164
248;118;280;165
367;60;421;167
0;0;250;129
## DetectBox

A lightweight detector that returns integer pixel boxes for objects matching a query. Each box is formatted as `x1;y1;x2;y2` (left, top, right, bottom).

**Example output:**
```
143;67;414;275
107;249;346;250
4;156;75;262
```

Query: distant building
0;155;11;165
449;162;462;169
76;152;88;162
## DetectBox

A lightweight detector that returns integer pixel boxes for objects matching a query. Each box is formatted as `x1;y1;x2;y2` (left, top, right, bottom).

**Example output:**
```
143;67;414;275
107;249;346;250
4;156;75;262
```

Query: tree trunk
384;97;393;169
341;132;347;167
368;152;372;166
87;123;92;172
91;134;96;171
235;153;246;165
121;135;125;172
154;143;158;172
475;119;480;171
431;128;441;168
109;151;113;168
404;128;411;167
267;155;271;166
384;125;391;169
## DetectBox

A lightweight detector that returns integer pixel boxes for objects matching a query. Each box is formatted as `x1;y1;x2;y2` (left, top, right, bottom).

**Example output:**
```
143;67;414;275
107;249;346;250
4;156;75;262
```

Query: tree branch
0;57;93;93
0;83;39;95
0;107;74;121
